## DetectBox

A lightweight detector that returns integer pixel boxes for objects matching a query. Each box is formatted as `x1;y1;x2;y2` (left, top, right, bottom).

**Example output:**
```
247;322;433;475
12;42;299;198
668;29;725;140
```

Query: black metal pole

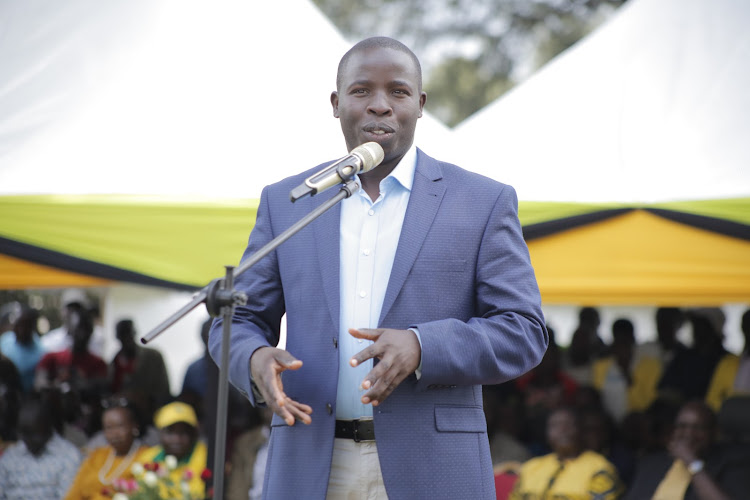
139;179;361;499
212;265;234;500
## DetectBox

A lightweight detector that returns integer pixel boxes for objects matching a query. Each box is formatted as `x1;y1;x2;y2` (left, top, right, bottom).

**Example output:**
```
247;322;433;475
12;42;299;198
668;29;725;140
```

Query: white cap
61;289;89;308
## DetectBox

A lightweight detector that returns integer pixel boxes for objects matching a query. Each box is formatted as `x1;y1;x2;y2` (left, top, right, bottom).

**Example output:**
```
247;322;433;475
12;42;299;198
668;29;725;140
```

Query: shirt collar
384;144;417;192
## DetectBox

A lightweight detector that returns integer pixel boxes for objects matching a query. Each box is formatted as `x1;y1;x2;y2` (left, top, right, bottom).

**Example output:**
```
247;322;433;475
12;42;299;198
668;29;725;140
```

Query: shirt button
363;248;371;256
326;403;333;415
359;290;367;298
368;209;375;216
357;339;363;344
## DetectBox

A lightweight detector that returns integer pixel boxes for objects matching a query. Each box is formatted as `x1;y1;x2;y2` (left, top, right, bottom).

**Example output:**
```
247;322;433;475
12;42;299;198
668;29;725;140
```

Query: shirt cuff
408;327;423;380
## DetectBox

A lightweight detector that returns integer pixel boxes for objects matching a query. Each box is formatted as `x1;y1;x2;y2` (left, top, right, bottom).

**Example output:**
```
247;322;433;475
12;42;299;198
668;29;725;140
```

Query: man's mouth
363;124;395;136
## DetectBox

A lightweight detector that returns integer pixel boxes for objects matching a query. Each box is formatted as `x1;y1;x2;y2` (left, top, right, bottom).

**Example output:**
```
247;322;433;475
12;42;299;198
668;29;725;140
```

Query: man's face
547;409;580;455
332;46;425;170
19;418;52;457
160;422;196;460
673;407;713;456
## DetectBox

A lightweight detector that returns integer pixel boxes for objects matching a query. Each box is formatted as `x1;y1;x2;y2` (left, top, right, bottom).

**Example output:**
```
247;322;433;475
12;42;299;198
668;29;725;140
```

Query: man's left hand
348;328;421;406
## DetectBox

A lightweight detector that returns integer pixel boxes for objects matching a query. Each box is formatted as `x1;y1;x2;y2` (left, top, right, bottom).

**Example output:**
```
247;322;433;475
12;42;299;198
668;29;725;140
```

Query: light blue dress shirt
335;145;417;419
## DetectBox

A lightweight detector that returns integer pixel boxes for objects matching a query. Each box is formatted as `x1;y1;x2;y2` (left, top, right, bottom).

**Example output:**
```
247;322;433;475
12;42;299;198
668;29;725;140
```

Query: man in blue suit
211;36;547;499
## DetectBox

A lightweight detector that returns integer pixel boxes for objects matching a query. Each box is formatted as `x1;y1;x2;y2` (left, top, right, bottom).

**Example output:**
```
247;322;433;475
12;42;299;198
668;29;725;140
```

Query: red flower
200;468;213;481
144;462;160;472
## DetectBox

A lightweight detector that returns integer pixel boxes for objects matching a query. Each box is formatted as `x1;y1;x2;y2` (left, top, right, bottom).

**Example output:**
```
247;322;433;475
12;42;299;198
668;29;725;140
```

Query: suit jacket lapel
379;150;445;325
311;190;341;334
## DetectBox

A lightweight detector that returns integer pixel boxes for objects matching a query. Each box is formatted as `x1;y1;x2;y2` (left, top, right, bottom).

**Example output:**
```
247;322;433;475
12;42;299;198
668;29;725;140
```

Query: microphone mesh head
351;142;385;172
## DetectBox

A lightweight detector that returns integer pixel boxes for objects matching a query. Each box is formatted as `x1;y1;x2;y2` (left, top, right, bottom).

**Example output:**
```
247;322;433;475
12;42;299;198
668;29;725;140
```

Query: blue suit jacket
210;149;548;499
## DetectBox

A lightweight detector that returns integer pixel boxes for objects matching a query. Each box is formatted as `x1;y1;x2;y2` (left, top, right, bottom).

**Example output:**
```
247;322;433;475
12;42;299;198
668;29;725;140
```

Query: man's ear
331;91;339;118
418;91;426;118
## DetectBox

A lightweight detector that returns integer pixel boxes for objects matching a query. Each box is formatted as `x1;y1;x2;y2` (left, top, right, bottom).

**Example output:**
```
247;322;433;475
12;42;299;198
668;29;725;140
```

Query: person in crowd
0;350;21;398
659;308;729;403
580;405;637;487
226;407;273;500
516;327;578;455
592;318;661;422
509;406;623;500
64;396;149;500
0;375;21;456
483;385;531;468
562;308;605;386
110;318;171;419
0;302;22;337
181;319;212;404
209;36;547;499
705;308;750;412
0;306;45;393
41;289;106;357
625;400;750;500
139;401;208;499
86;389;161;451
638;307;688;364
34;308;108;394
0;398;82;499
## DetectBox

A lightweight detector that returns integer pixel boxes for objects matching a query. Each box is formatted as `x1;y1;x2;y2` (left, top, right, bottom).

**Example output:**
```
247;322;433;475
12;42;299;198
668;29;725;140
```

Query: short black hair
337;36;422;92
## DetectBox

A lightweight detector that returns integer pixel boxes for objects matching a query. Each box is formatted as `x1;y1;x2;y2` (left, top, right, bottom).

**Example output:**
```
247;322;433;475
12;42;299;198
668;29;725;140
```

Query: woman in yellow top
138;401;208;499
510;406;624;500
64;397;149;500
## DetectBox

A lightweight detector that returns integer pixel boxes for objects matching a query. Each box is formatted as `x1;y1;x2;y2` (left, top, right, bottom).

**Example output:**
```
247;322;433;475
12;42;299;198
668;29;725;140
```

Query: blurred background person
625;400;750;500
509;406;623;500
110;318;171;421
562;308;606;386
592;318;661;423
0;398;82;499
0;306;44;394
638;307;687;365
516;327;579;455
40;289;106;357
34;308;107;394
64;396;149;500
140;401;207;499
659;308;729;404
705;308;750;412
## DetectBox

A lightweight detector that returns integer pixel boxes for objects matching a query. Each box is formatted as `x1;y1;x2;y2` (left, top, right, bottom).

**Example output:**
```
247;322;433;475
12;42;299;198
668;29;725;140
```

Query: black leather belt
335;419;375;442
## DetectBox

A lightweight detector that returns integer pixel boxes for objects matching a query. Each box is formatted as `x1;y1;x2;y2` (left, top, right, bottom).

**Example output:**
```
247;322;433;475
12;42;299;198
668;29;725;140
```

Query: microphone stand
140;178;361;500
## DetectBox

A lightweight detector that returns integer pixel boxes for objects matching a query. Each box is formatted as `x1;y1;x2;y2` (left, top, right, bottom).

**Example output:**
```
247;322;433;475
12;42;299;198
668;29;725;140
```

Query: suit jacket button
326;403;333;415
333;337;338;348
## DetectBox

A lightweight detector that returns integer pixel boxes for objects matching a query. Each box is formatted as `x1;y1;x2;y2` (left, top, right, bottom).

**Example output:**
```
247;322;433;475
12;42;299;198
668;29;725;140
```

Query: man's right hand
249;347;313;426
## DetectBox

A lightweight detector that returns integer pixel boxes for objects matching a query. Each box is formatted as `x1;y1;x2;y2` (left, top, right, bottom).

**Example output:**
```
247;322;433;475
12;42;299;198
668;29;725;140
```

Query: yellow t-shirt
705;353;740;412
63;445;149;500
509;450;623;500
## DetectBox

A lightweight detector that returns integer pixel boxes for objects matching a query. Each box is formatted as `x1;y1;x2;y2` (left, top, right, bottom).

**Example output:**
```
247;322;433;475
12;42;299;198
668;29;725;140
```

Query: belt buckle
352;421;362;443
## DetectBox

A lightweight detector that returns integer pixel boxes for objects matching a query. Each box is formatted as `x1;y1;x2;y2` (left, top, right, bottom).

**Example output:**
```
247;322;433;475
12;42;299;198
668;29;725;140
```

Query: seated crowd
0;294;749;500
489;306;750;500
0;295;268;500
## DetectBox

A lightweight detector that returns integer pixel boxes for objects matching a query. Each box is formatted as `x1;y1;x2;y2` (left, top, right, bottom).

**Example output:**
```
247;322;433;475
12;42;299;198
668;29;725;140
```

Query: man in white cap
40;289;105;357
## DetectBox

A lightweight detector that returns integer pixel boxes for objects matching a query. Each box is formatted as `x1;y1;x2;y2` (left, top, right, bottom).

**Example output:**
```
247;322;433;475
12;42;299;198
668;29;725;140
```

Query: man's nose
367;92;392;115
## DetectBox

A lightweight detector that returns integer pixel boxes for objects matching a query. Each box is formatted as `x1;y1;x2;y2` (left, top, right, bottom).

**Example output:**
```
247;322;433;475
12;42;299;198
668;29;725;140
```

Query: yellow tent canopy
2;194;748;305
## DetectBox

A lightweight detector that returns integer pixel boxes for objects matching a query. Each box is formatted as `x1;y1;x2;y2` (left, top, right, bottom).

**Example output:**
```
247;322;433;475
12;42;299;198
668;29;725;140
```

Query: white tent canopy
0;0;453;198
0;0;452;390
454;0;750;203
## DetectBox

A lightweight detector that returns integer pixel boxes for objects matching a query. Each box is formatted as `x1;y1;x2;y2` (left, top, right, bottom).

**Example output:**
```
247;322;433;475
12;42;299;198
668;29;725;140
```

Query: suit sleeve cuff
408;327;423;380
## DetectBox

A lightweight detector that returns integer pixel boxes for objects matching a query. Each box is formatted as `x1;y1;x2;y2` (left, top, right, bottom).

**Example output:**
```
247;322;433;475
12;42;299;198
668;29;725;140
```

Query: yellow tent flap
529;210;750;305
0;253;111;288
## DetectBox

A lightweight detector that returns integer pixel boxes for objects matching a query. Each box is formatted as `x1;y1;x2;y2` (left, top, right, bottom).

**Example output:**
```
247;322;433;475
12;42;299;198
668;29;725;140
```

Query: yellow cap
154;402;198;429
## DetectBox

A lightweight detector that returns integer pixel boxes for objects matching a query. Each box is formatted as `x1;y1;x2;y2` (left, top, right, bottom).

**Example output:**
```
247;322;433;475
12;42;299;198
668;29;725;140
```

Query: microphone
289;142;385;202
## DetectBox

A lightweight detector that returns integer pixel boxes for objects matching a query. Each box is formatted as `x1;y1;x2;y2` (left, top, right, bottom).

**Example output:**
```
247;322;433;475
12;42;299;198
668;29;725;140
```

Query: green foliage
312;0;627;126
